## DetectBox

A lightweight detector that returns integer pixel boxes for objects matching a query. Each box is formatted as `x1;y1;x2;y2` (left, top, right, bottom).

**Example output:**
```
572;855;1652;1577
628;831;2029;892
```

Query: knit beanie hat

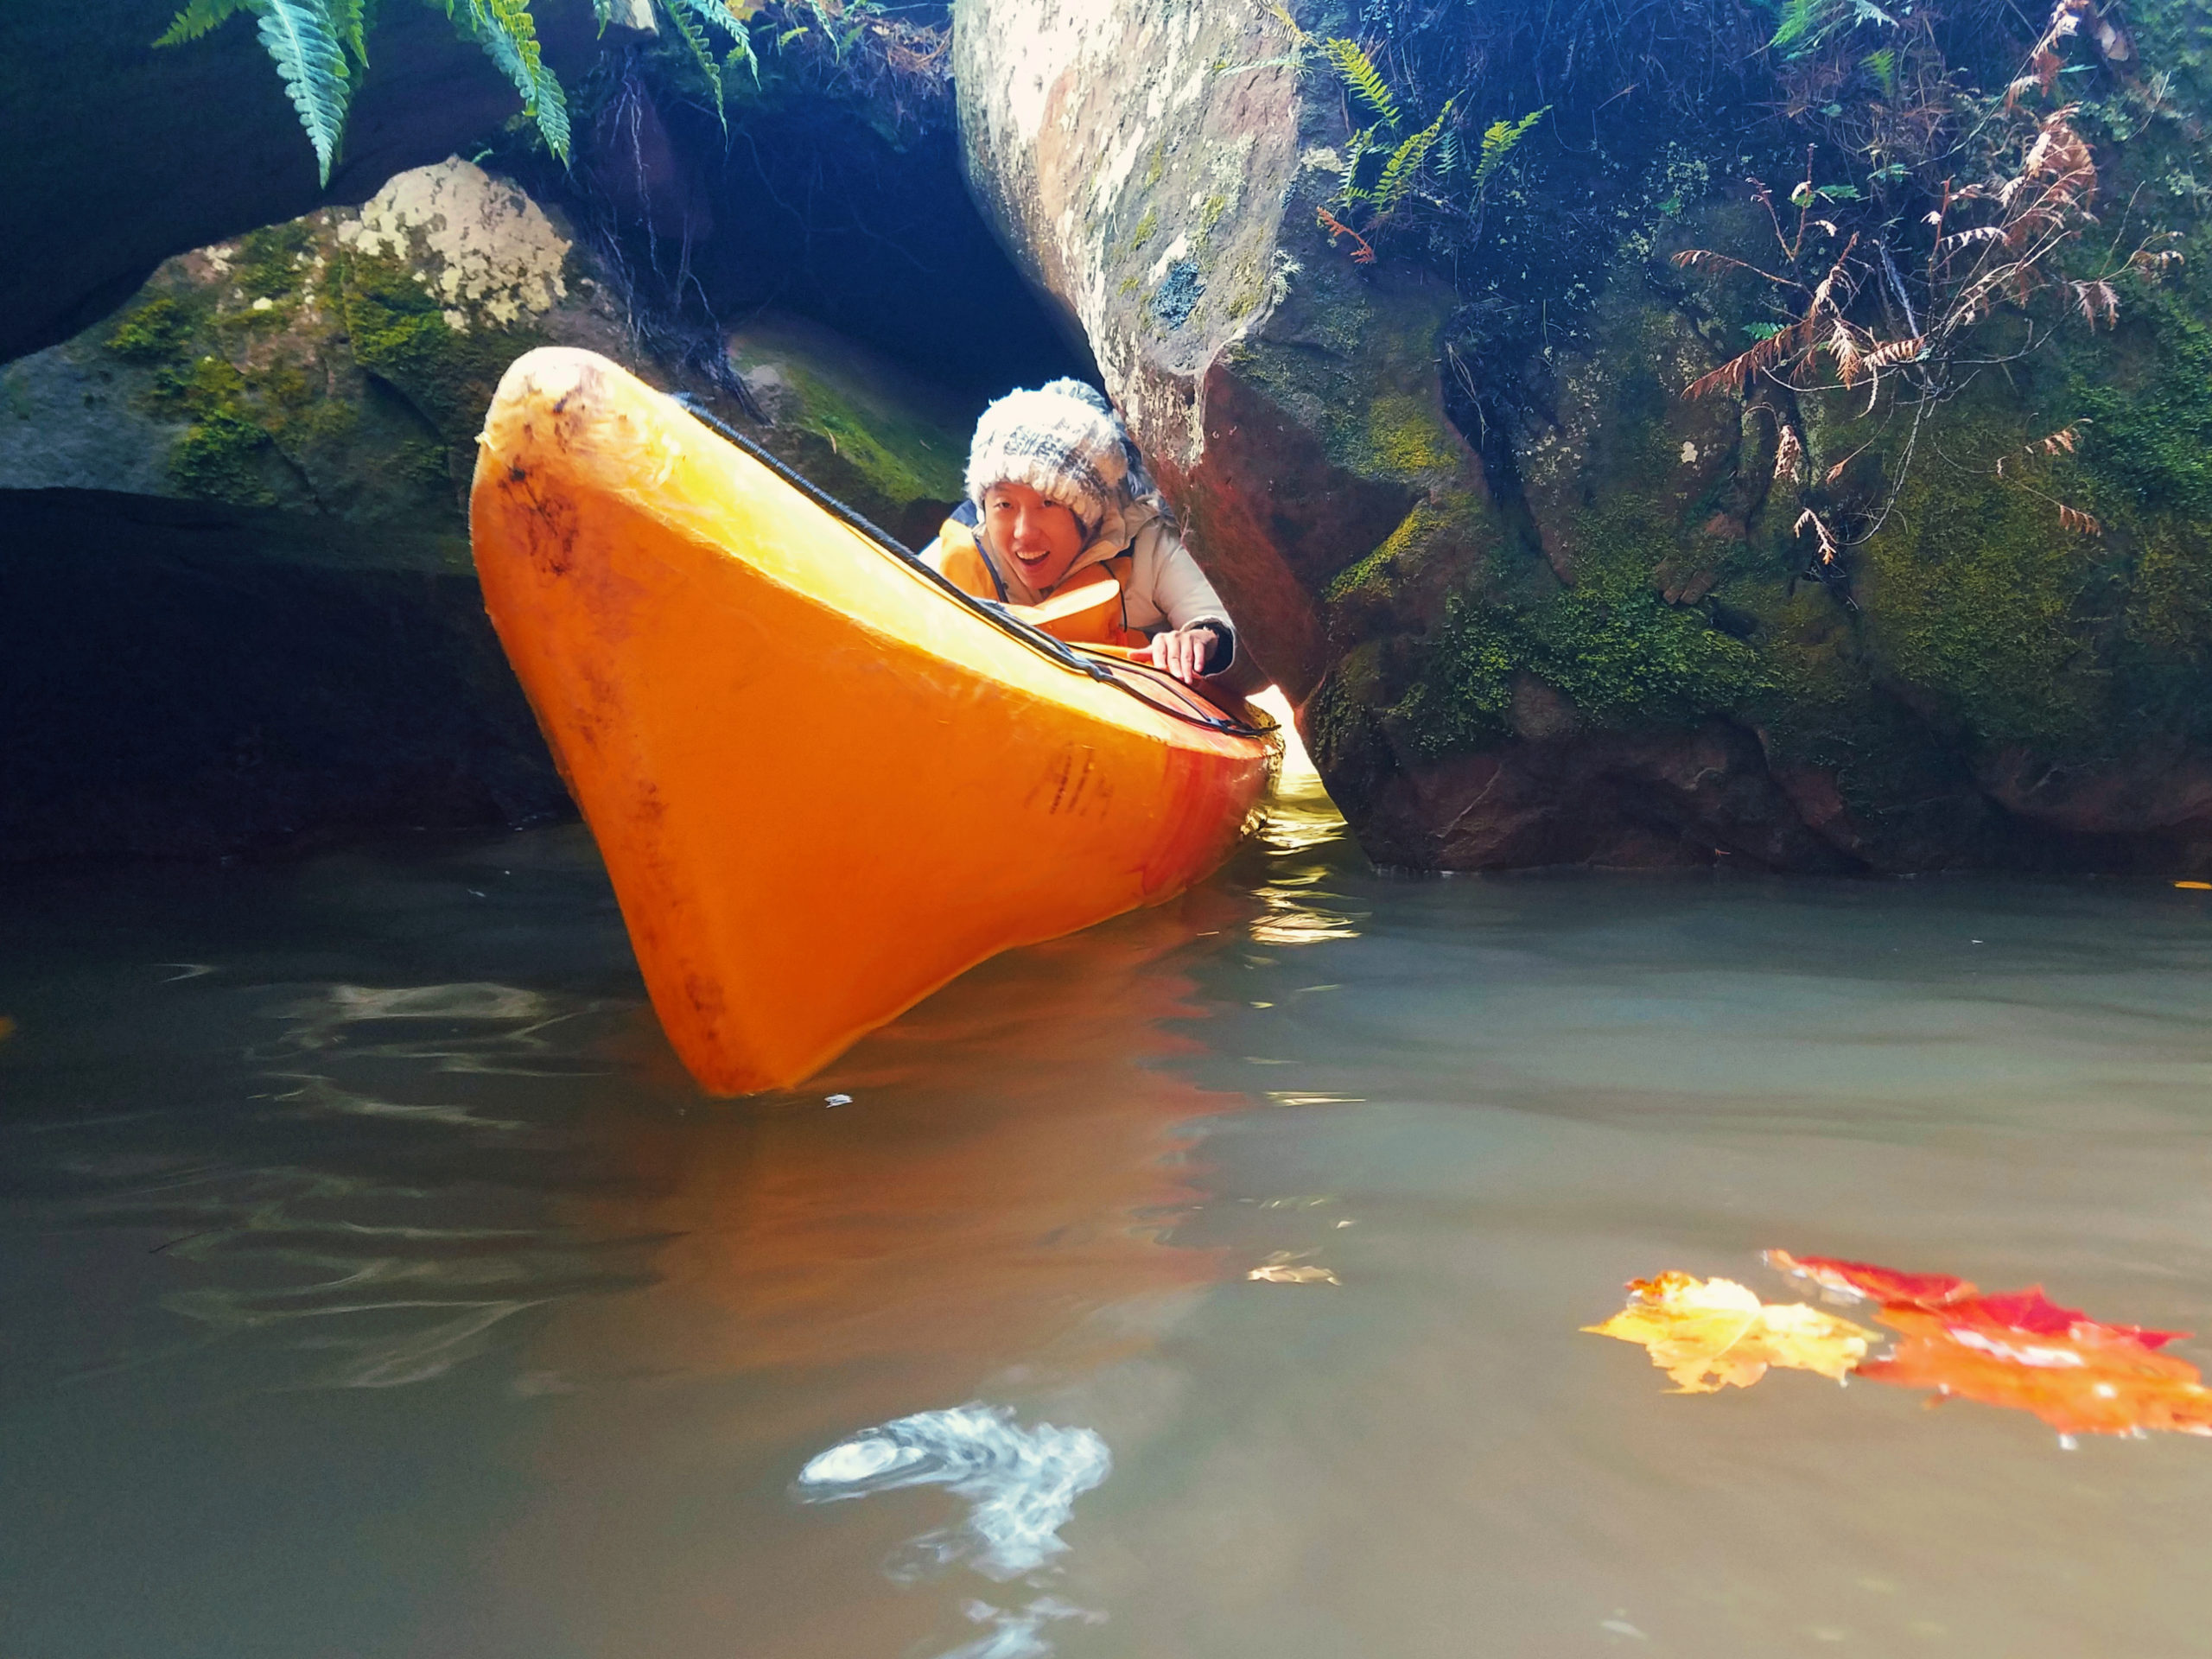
965;378;1132;537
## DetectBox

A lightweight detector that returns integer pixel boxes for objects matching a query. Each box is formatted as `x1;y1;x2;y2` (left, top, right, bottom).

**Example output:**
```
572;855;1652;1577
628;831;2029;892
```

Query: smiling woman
923;379;1243;688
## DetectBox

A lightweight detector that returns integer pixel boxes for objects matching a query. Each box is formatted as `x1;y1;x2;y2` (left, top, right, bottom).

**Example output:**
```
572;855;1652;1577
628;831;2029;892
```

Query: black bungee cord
666;391;1274;741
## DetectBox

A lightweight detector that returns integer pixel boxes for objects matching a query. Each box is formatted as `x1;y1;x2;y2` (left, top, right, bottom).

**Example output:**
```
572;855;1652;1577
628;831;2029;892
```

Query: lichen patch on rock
339;159;570;328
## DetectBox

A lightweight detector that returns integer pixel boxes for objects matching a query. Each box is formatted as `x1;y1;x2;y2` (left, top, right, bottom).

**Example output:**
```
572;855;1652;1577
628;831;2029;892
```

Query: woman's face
982;481;1086;594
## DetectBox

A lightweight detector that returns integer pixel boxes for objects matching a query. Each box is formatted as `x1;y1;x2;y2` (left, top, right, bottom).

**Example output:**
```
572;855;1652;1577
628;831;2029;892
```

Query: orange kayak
470;348;1281;1094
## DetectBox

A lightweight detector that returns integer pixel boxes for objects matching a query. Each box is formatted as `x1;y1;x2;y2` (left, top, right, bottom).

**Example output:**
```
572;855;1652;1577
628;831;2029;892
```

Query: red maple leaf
1956;1287;2184;1351
1764;1249;1973;1309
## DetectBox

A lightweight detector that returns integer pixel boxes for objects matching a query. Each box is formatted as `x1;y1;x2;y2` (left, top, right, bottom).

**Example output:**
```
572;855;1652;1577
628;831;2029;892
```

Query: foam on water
795;1403;1111;1582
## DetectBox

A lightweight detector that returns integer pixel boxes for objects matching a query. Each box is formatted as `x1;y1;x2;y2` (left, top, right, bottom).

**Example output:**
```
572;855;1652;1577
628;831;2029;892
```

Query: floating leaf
1584;1271;1875;1394
1765;1249;1972;1309
1770;1249;2203;1436
1860;1304;2212;1438
1767;1249;2185;1348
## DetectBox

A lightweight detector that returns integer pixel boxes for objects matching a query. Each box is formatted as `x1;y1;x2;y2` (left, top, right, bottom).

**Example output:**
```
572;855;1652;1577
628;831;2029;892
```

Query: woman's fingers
1155;628;1190;683
1138;628;1208;683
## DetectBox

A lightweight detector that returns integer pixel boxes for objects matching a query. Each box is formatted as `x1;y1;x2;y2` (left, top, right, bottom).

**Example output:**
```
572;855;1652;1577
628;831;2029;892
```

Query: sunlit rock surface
957;0;2212;874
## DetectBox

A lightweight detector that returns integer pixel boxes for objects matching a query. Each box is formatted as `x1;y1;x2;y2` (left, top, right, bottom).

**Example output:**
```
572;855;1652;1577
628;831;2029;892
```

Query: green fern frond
460;0;570;162
1321;37;1399;130
327;0;370;65
256;0;353;187
1338;124;1379;206
1861;45;1898;98
1473;105;1548;197
1376;98;1451;211
1770;0;1891;57
659;0;727;126
154;0;257;48
1263;2;1312;57
1769;0;1823;54
1437;129;1465;180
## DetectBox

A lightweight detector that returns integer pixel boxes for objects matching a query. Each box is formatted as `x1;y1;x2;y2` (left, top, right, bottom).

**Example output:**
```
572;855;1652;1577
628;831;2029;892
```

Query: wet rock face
958;0;2212;874
1;159;971;861
724;314;978;553
0;489;569;863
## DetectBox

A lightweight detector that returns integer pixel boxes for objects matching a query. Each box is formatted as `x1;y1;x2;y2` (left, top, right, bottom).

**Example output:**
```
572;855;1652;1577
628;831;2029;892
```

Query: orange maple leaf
1770;1250;2204;1437
1860;1304;2212;1439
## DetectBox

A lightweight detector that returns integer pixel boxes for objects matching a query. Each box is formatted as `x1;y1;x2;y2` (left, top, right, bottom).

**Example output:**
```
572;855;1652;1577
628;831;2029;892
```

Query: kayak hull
469;348;1278;1094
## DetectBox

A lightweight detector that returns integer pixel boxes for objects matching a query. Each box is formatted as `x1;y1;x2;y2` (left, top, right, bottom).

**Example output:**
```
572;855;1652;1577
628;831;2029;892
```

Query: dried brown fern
1773;423;1806;486
1795;508;1844;571
1316;206;1376;264
1684;321;1807;400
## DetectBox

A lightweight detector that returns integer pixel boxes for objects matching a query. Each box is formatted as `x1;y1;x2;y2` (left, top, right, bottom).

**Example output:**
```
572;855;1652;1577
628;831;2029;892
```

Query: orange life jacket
931;516;1148;650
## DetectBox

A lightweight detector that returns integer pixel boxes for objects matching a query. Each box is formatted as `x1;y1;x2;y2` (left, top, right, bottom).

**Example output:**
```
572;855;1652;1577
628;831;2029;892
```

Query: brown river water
8;759;2212;1657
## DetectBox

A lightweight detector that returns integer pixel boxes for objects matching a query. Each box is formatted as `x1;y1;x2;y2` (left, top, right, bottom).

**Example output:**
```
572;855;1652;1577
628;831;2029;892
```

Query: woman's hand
1143;624;1217;684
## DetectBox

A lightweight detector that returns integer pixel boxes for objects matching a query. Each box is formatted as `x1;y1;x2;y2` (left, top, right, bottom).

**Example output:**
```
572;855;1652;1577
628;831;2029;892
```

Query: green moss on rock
1351;390;1464;480
1390;507;1768;760
338;250;541;456
105;296;196;364
1859;453;2107;752
238;221;315;301
170;405;280;505
2072;264;2212;523
781;362;963;507
2128;522;2212;653
136;354;289;506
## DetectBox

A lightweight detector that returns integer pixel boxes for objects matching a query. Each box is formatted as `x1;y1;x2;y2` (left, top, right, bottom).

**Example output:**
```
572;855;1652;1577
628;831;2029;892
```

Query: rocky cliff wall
955;0;2212;874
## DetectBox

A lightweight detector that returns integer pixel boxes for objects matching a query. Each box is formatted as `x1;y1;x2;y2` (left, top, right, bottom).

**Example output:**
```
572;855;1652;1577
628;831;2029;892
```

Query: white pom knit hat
964;378;1132;538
